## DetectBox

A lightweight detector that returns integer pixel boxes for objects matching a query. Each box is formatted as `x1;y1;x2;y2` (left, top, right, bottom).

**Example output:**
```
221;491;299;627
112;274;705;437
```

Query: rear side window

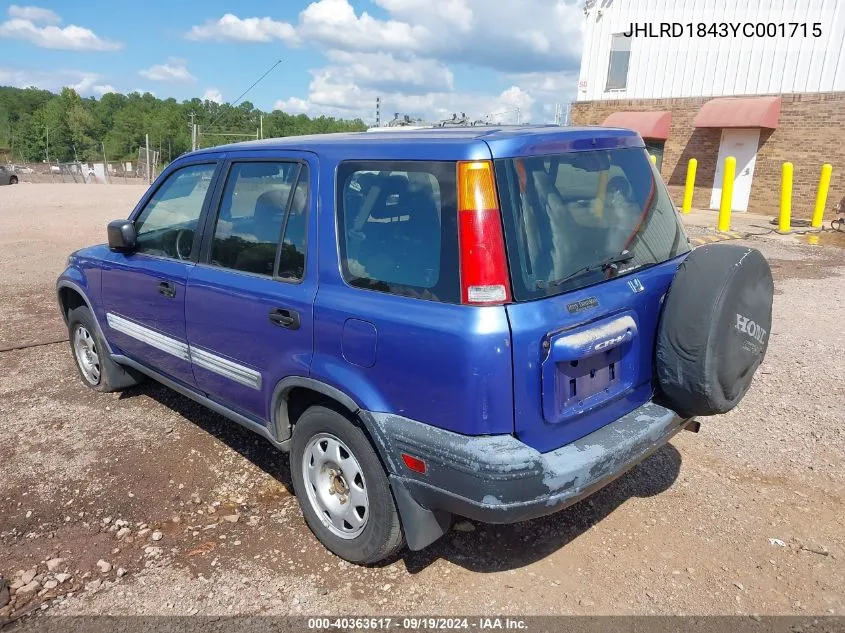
496;147;690;301
209;161;306;278
336;161;460;303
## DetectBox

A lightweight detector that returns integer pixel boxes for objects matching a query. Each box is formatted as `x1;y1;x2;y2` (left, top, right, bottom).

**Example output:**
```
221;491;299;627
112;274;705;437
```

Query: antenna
207;59;283;130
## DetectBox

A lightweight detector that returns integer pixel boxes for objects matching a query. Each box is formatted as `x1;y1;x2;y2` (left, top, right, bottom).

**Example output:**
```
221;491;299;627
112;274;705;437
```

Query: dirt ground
1;184;844;624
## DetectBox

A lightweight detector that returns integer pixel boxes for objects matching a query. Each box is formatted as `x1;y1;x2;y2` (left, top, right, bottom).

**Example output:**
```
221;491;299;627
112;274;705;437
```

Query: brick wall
570;92;845;219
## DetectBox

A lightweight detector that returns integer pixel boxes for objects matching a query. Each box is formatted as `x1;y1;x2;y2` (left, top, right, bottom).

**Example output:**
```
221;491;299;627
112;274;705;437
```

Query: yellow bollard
811;163;833;229
717;156;735;232
778;162;793;233
682;158;697;214
594;168;608;219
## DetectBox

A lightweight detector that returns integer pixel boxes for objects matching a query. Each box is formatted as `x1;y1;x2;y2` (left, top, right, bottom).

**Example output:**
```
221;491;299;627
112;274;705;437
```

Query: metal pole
778;161;793;234
102;142;110;184
682;158;697;214
145;133;151;185
260;115;264;139
811;163;833;229
717;156;736;232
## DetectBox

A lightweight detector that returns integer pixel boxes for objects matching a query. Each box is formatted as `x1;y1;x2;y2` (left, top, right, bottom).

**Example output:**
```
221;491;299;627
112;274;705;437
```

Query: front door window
134;163;217;260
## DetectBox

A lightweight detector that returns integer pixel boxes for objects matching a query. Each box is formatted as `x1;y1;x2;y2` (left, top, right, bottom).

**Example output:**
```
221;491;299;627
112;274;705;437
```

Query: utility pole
376;97;381;127
102;142;110;183
189;111;197;151
516;108;521;125
45;126;49;163
260;114;264;139
145;133;151;185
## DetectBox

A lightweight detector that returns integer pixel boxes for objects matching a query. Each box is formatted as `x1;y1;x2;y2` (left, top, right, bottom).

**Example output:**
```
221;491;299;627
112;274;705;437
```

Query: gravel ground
1;184;843;625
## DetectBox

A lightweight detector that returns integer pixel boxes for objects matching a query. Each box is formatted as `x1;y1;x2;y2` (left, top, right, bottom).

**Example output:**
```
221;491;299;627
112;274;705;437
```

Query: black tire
656;243;773;417
290;405;404;565
67;306;143;392
9;176;18;184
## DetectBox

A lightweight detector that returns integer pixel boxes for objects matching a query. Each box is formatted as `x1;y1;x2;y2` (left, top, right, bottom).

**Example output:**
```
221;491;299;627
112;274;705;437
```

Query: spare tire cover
656;243;773;417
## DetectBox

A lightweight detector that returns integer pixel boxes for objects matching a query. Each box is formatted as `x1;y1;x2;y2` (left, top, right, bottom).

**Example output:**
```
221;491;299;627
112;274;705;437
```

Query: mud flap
389;476;453;551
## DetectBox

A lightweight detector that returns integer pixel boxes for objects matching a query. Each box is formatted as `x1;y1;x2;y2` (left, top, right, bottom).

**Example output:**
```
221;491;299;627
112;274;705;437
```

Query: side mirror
107;220;137;251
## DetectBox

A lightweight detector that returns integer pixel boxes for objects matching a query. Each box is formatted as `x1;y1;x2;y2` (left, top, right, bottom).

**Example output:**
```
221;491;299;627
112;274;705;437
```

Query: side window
278;169;309;280
134;163;216;260
337;161;460;303
605;33;631;91
209;161;302;276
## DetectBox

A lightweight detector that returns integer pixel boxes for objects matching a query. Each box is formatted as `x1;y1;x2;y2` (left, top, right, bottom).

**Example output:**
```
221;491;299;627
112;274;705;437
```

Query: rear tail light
456;160;511;305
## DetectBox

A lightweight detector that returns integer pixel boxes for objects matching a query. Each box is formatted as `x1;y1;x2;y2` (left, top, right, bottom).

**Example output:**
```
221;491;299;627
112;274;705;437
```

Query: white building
571;0;845;215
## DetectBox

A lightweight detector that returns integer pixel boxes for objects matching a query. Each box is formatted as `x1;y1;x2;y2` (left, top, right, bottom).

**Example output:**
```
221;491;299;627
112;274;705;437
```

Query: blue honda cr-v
57;126;773;564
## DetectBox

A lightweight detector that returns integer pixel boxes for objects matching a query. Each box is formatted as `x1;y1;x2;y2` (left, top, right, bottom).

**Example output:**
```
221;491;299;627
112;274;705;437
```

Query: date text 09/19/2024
307;617;529;630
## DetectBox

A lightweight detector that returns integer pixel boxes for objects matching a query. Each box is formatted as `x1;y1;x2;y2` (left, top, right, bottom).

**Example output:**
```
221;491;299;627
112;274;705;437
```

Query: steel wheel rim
73;324;101;385
302;432;369;540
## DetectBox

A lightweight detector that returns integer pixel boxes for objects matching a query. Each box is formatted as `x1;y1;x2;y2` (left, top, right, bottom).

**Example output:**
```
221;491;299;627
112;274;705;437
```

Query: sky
0;0;584;124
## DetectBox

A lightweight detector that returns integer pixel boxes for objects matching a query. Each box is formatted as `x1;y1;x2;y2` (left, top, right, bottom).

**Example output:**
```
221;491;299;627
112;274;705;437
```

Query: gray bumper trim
370;401;690;524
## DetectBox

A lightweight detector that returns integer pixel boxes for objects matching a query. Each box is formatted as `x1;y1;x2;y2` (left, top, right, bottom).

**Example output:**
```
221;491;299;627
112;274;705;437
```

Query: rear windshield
495;148;690;301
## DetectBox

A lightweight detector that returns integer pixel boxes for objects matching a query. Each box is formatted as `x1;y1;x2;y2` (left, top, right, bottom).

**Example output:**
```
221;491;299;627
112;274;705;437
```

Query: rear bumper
369;401;691;526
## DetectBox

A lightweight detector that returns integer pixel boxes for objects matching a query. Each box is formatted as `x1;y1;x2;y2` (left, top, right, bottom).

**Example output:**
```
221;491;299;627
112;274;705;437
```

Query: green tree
0;85;369;164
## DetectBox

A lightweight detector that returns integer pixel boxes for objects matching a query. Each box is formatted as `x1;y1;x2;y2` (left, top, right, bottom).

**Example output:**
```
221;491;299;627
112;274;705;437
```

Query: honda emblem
628;278;644;293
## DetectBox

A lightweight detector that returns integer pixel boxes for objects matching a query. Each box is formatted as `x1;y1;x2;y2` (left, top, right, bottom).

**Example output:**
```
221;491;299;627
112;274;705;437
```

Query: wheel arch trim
56;279;114;354
270;376;399;473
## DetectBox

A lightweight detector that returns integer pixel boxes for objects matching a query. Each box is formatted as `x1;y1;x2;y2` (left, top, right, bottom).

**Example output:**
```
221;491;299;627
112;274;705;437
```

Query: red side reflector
456;161;511;305
401;453;426;474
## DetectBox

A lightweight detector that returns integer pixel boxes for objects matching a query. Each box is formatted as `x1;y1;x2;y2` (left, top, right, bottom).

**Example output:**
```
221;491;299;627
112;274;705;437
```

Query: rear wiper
541;250;635;288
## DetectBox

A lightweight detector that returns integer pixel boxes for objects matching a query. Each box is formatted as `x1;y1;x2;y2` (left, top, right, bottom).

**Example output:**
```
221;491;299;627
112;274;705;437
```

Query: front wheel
67;306;143;392
290;405;404;565
9;176;18;184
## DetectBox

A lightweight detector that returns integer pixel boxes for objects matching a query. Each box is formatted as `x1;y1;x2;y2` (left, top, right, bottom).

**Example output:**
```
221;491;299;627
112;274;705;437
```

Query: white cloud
139;58;196;84
186;13;297;43
294;0;582;73
273;96;310;114
0;66;117;96
299;0;428;53
189;0;584;123
323;50;453;94
8;5;60;24
0;6;122;50
272;67;536;125
202;88;224;104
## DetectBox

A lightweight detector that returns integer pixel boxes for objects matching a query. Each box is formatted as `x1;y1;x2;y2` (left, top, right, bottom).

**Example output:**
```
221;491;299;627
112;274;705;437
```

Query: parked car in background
0;165;18;185
56;126;774;564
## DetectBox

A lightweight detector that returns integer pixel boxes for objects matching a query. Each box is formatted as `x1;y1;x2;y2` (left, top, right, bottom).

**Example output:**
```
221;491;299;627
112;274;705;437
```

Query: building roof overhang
693;96;782;129
602;110;672;140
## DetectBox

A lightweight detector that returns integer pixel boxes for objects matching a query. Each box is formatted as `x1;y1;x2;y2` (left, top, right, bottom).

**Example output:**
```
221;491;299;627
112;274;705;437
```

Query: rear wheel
290;405;404;565
67;306;143;392
9;176;18;184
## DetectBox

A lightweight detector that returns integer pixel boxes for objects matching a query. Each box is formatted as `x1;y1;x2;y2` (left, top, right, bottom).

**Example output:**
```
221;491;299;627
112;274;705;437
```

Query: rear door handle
269;307;300;330
158;281;176;298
